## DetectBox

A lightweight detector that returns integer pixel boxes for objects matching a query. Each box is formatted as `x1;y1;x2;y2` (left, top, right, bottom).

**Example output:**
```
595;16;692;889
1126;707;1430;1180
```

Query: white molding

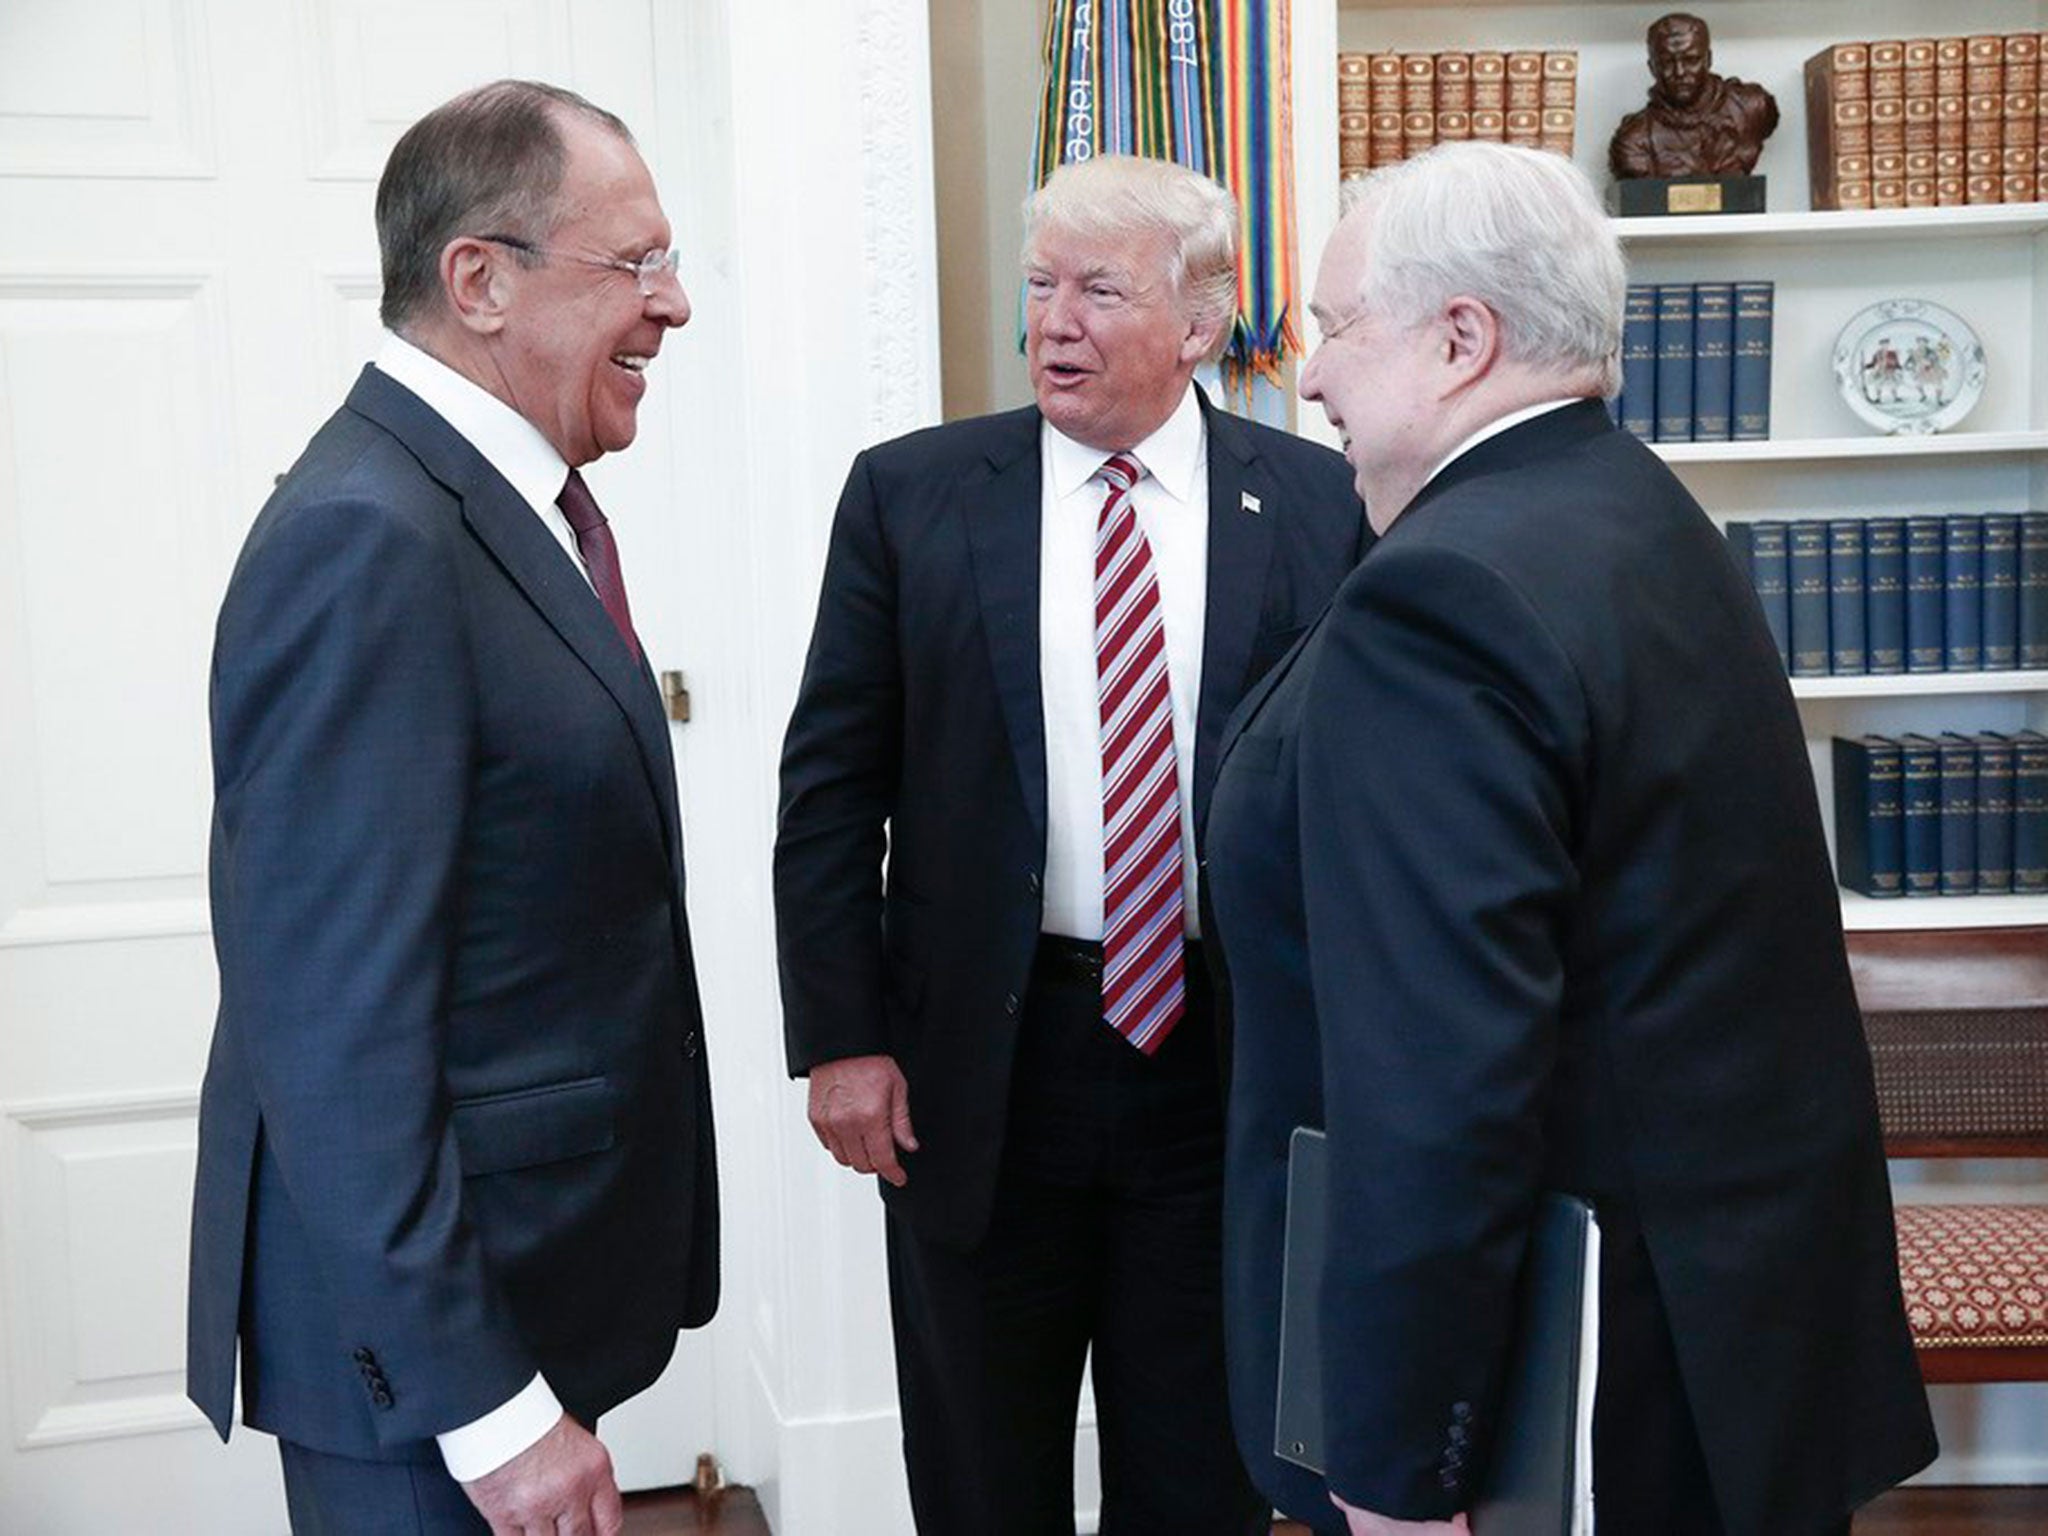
1618;204;2048;245
0;0;216;180
853;0;943;442
1655;431;2048;464
2;1088;200;1130
1792;670;2048;699
19;1393;211;1450
0;899;210;949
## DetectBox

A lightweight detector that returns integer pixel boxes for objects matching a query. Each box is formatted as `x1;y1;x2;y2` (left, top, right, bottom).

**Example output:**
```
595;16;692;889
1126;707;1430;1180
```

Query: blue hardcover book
1982;513;2021;669
1898;734;1942;897
1905;516;1946;673
1936;732;1979;895
1832;735;1904;897
1654;283;1695;443
1620;284;1657;439
1691;282;1735;441
1731;280;1774;441
2015;730;2048;894
1974;732;2016;895
2020;511;2048;670
1726;521;1791;670
1788;520;1831;675
1826;519;1867;674
1865;518;1906;674
1944;514;1983;670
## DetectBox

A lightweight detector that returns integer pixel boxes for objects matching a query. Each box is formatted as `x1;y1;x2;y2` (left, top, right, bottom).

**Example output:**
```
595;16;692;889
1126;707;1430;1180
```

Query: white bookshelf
1297;0;2048;935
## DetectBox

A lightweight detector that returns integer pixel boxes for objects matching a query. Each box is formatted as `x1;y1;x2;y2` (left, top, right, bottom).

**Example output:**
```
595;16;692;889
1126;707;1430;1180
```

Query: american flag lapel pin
1241;491;1262;515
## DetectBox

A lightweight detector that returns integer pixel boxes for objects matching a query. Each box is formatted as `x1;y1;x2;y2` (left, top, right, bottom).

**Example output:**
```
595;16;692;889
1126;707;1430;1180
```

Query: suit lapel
344;366;683;869
962;409;1050;852
1194;394;1275;834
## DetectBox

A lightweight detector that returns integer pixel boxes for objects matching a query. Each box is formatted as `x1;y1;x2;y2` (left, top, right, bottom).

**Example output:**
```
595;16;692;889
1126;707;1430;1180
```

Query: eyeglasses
477;234;682;298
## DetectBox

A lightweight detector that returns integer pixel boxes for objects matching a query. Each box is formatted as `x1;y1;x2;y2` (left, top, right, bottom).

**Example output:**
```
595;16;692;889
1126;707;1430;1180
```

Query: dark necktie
1094;453;1185;1054
557;470;640;660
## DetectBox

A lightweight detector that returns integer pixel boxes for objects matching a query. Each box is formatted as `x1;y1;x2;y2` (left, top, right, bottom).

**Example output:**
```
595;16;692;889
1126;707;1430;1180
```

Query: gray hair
1023;155;1240;360
1339;142;1624;396
375;79;634;332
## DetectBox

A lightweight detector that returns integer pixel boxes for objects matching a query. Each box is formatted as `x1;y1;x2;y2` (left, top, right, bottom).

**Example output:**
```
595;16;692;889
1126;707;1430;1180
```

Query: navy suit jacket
188;366;719;1460
773;393;1368;1248
1208;401;1935;1532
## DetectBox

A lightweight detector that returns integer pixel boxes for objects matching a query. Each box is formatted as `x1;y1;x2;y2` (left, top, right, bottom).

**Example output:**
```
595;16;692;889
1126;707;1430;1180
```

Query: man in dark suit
1207;142;1935;1536
188;81;717;1535
774;155;1366;1534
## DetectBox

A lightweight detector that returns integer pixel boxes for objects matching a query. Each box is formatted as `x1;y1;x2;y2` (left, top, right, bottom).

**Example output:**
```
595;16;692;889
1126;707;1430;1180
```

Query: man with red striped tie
775;154;1367;1535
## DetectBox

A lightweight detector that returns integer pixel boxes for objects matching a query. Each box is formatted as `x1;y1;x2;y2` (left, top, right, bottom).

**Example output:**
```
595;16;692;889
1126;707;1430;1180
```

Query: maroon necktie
1094;453;1185;1054
557;470;640;660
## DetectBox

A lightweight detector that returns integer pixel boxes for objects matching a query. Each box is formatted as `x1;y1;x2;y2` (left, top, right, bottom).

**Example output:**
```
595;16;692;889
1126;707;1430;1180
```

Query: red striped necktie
1094;453;1185;1055
558;469;640;660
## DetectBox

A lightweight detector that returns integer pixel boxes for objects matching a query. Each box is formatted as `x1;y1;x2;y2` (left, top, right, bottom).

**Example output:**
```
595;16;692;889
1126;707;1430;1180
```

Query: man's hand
462;1414;622;1536
1332;1491;1471;1536
808;1054;918;1187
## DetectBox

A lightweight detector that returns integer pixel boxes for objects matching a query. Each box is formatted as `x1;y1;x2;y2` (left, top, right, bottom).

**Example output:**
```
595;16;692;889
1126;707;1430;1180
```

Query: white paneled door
0;3;716;1530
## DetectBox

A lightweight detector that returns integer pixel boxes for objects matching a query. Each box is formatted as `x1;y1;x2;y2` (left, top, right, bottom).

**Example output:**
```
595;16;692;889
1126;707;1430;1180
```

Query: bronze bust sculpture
1610;13;1779;180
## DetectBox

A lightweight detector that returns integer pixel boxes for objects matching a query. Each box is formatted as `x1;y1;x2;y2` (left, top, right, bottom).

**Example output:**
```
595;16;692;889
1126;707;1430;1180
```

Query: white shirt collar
1424;397;1586;492
1044;383;1205;500
373;331;572;515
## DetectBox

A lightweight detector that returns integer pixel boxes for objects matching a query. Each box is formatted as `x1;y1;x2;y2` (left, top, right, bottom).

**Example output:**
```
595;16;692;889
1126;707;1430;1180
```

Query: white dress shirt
374;332;597;596
370;332;571;1480
1039;385;1208;941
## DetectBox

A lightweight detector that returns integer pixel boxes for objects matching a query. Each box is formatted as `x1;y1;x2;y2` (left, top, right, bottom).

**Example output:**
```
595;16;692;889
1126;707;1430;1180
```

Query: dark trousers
887;938;1268;1536
279;1439;488;1535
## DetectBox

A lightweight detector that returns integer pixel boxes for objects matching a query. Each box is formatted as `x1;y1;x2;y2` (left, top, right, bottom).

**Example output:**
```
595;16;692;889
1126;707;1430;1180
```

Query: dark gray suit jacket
1209;401;1936;1532
188;365;719;1459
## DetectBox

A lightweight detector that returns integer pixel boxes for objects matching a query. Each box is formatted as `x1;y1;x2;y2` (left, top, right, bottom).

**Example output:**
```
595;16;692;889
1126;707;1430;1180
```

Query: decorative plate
1832;298;1986;435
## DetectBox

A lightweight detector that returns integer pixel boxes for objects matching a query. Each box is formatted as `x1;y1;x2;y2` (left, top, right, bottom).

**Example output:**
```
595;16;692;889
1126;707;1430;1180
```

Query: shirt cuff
436;1374;563;1483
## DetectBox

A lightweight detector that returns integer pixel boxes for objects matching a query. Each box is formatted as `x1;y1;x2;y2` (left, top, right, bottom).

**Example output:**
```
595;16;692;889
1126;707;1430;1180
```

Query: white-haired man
1207;142;1936;1536
775;154;1367;1533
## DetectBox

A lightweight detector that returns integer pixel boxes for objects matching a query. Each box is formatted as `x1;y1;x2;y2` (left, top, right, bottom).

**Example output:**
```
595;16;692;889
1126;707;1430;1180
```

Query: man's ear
441;237;510;336
1440;295;1500;381
1180;311;1226;369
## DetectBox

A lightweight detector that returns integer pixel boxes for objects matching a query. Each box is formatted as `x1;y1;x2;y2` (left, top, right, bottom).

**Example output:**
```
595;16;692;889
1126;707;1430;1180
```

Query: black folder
1274;1127;1599;1535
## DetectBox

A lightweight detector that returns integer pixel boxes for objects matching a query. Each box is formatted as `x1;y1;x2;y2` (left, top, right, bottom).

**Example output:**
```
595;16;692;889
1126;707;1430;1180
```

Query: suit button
1026;870;1041;895
1449;1424;1468;1447
1004;993;1020;1017
1451;1400;1474;1423
683;1030;699;1058
371;1387;394;1409
353;1347;375;1365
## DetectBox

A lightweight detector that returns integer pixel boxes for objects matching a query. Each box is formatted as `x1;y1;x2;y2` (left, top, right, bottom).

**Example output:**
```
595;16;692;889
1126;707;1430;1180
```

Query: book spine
1691;283;1734;441
2021;510;2048;669
1403;53;1436;159
1730;281;1773;441
1968;34;2006;203
2005;33;2040;202
1506;51;1543;110
1620;284;1657;438
1938;37;1969;201
1370;53;1404;165
1905;515;1947;671
1654;284;1694;443
1789;519;1831;676
1975;732;2016;894
2014;730;2048;893
1827;518;1867;674
1982;511;2021;668
1471;52;1506;114
1806;43;1874;209
1338;52;1372;113
1339;112;1371;179
1505;106;1541;148
1749;521;1791;670
1871;40;1907;207
1434;52;1472;114
1944;513;1983;669
1833;736;1905;897
1937;732;1979;894
1905;39;1938;205
1899;735;1942;895
1866;517;1906;673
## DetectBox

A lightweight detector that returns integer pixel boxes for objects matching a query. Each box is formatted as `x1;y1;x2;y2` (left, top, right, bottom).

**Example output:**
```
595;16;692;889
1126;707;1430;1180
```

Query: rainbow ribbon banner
1032;0;1301;398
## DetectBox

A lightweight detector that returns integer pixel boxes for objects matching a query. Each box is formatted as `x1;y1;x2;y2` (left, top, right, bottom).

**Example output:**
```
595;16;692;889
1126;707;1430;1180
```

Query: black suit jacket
775;393;1367;1248
1208;402;1935;1533
188;366;719;1459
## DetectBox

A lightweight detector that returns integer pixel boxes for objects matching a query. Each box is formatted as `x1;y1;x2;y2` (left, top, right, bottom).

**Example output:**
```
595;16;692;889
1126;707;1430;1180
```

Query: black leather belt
1035;934;1203;986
